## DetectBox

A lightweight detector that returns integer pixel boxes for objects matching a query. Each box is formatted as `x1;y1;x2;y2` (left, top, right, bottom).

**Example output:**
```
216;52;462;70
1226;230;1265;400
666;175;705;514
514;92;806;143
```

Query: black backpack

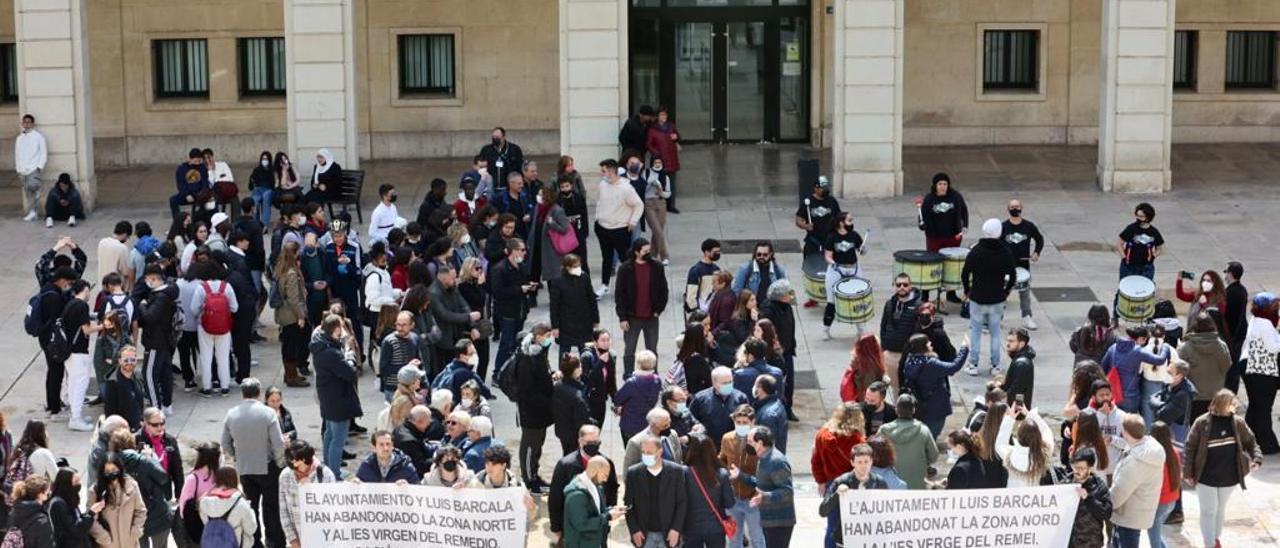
494;352;521;402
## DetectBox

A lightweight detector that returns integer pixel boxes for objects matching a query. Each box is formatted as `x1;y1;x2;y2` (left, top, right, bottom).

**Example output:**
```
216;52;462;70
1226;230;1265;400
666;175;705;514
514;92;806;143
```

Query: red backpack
200;281;233;335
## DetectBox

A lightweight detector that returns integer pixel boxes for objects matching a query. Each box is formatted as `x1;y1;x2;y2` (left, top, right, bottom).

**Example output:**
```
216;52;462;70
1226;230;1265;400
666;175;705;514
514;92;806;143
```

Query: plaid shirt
278;462;335;544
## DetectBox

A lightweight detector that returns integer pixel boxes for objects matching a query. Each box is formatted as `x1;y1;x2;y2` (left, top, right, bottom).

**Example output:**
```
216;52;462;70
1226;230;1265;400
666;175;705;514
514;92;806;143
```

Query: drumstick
859;229;871;255
804;198;812;226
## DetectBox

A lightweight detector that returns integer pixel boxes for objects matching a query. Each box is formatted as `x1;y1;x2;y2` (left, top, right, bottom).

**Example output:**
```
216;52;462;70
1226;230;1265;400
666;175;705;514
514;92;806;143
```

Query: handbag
690;468;737;538
548;224;579;256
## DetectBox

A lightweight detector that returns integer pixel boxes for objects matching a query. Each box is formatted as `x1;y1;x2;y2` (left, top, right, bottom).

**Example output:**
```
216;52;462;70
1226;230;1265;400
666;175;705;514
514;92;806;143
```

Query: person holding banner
278;440;334;548
421;445;476;488
563;456;627;548
819;443;887;547
1066;448;1113;548
355;430;422;484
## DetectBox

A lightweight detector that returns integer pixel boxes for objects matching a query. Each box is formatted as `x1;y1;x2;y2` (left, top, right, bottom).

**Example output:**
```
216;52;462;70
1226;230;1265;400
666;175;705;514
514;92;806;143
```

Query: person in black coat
220;233;259;382
944;430;993;489
580;330;619;426
919;172;969;304
618;107;653;156
879;275;921;390
102;347;145;430
133;408;185;502
679;432;734;548
305;149;343;203
1223;261;1248;391
393;406;438;478
478;128;524;192
8;476;55;548
624;439;688;547
311;315;362;479
1001;329;1036;407
549;254;600;358
48;468;95;548
490;241;536;373
513;323;556;491
548;425;619;542
760;279;798;420
552;355;594;456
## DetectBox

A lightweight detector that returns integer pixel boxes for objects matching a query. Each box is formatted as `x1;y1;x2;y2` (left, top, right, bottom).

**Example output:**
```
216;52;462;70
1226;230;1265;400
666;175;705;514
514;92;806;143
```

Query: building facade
1;0;1276;204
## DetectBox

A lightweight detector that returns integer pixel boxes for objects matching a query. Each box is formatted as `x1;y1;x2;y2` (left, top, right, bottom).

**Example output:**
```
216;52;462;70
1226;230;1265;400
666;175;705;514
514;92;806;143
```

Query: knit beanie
982;218;1002;239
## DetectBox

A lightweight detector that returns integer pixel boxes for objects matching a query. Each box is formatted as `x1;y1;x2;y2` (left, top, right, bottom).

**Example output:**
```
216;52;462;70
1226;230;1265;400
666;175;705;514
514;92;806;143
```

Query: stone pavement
0;143;1278;546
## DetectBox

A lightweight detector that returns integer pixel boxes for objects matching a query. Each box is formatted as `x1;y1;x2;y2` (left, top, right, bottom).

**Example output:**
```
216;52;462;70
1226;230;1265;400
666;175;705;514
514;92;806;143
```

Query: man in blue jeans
490;238;535;371
961;218;1016;376
721;406;767;548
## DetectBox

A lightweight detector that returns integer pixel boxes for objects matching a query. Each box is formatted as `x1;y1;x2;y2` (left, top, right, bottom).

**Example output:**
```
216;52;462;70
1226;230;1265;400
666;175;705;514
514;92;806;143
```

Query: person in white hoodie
15;114;47;222
199;466;258;548
1108;414;1166;548
368;184;401;245
363;242;402;321
994;403;1054;487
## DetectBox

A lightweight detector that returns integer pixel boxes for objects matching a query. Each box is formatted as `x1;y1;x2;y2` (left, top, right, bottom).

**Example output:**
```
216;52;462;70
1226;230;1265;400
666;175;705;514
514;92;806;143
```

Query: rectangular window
1173;31;1197;90
983;30;1039;91
152;39;209;99
238;37;286;97
0;44;17;103
1225;31;1276;89
398;34;455;97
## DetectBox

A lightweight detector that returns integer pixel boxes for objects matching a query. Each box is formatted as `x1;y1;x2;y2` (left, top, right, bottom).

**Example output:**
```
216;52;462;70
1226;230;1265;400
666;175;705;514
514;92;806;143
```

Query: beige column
831;0;904;198
1097;0;1176;192
284;0;359;175
559;0;628;165
15;0;95;210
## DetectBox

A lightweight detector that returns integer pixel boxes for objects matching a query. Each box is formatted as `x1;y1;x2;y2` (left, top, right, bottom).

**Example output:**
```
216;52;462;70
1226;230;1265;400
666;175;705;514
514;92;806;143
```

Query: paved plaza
1;143;1279;546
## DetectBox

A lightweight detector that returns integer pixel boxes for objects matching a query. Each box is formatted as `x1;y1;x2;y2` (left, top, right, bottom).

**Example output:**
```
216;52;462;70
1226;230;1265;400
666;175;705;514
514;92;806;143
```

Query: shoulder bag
690;469;737;538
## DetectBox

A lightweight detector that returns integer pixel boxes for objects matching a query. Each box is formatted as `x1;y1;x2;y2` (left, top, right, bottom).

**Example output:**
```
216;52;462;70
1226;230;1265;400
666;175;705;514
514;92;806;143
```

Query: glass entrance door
674;22;715;141
724;21;766;141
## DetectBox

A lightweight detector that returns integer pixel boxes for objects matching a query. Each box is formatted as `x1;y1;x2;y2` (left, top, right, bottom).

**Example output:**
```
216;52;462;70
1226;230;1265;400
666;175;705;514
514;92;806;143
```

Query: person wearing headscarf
305;148;343;204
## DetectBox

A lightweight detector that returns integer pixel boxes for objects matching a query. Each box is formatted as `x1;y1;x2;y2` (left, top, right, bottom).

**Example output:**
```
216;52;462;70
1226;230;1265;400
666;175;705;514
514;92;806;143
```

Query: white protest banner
837;484;1080;548
298;482;528;548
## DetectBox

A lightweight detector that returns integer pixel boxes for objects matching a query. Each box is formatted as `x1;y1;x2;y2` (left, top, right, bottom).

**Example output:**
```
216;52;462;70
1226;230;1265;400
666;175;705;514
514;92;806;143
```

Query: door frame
630;5;810;144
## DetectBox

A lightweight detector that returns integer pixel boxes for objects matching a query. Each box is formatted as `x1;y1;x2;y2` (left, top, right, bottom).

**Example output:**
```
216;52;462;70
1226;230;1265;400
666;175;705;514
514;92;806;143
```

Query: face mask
641;454;657;467
460;235;472;245
465;353;479;367
535;194;544;205
511;256;523;266
734;424;751;437
261;159;270;168
441;460;458;472
389;194;398;203
568;267;583;277
717;383;734;396
561;189;573;196
542;337;553;348
659;428;672;437
627;164;641;175
710;252;721;262
652;166;663;172
1008;208;1022;217
1201;280;1213;293
946;449;960;465
460;398;473;409
844;221;855;228
485;220;497;228
492;137;502;147
582;442;602;457
674;402;688;414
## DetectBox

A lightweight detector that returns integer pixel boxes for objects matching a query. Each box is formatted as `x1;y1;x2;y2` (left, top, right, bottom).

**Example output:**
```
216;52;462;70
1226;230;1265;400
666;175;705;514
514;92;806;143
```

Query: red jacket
453;195;487;227
645;123;681;172
811;427;864;485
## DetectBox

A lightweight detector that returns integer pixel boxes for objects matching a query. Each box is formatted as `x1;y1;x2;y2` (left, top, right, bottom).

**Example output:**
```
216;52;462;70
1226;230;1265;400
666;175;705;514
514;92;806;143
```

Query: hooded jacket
1101;339;1169;410
1109;435;1167;529
563;473;611;548
1178;332;1230;402
960;238;1016;304
879;418;938;489
1151;378;1198;426
119;449;173;536
198;490;258;548
899;347;970;425
995;410;1055;488
1069;472;1113;548
1001;345;1036;407
311;329;362;422
9;499;54;548
879;290;921;352
137;281;179;350
513;334;555;429
355;449;422;484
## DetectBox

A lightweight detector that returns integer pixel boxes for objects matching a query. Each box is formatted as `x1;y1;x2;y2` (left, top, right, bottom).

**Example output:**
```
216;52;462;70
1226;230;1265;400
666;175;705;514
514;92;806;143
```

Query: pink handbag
549;225;579;256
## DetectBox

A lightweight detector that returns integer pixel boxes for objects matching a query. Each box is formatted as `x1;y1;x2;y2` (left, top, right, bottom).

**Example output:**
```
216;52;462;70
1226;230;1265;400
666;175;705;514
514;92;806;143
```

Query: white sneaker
163;405;175;417
68;217;76;227
45;217;53;228
966;364;979;376
595;285;609;298
990;365;1003;377
68;418;95;432
823;326;832;340
23;211;37;222
661;258;670;266
1023;316;1038;330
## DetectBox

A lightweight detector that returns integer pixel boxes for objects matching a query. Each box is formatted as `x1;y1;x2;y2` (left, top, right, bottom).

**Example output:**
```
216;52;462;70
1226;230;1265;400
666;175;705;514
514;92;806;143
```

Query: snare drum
940;247;969;290
892;250;945;291
834;277;875;324
802;254;827;303
1015;267;1031;291
1117;275;1156;323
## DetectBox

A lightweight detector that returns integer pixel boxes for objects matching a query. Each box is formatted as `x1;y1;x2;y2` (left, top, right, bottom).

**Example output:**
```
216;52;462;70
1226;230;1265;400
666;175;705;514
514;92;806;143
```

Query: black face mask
1008;208;1022;217
389;194;398;203
440;460;458;472
710;252;722;262
582;442;602;457
659;428;673;438
103;471;122;482
492;137;502;147
627;164;642;175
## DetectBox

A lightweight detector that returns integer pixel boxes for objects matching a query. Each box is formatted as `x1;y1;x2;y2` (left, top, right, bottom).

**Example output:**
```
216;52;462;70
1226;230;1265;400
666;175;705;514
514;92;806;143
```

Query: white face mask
465;353;479;367
946;449;960;464
568;267;583;277
535;194;544;205
460;398;473;409
261;159;270;168
511;256;523;266
1201;280;1213;293
460;234;472;245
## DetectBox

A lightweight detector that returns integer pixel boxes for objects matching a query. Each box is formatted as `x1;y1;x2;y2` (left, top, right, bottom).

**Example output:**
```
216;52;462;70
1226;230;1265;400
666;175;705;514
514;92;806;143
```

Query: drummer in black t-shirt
1002;199;1044;331
795;176;841;308
823;211;866;338
1115;202;1164;280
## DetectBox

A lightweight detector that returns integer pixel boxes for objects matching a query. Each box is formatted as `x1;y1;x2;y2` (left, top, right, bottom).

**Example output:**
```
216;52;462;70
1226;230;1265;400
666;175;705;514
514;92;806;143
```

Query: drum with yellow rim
802;254;827;303
940;247;969;290
834;277;875;324
1117;275;1156;324
892;250;945;291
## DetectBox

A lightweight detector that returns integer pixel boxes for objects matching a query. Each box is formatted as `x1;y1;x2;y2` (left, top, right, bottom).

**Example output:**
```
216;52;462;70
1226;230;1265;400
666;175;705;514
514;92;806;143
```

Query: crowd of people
0;113;1272;548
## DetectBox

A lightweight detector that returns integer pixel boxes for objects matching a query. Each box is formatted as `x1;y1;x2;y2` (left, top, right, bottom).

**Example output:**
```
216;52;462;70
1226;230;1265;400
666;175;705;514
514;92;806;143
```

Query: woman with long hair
811;403;866;493
266;386;298;441
536;185;572;283
995;404;1055;487
1147;422;1182;548
728;289;759;344
447;223;482;269
179;221;209;274
900;333;971;437
49;466;96;548
166;211;192;250
457;257;491;380
1185;390;1263;548
975;401;1010;487
273;240;310;387
1070;304;1117;364
249;150;276;226
945;429;993;489
681;432;733;548
1069;409;1112;474
7;475;54;548
1064;360;1107;418
676;321;713;394
1175;270;1229;336
91;310;131;404
1242;293;1280;454
273;151;302;207
841;333;886;402
753;319;785;370
177;441;222;543
12;420;57;483
89;453;145;548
